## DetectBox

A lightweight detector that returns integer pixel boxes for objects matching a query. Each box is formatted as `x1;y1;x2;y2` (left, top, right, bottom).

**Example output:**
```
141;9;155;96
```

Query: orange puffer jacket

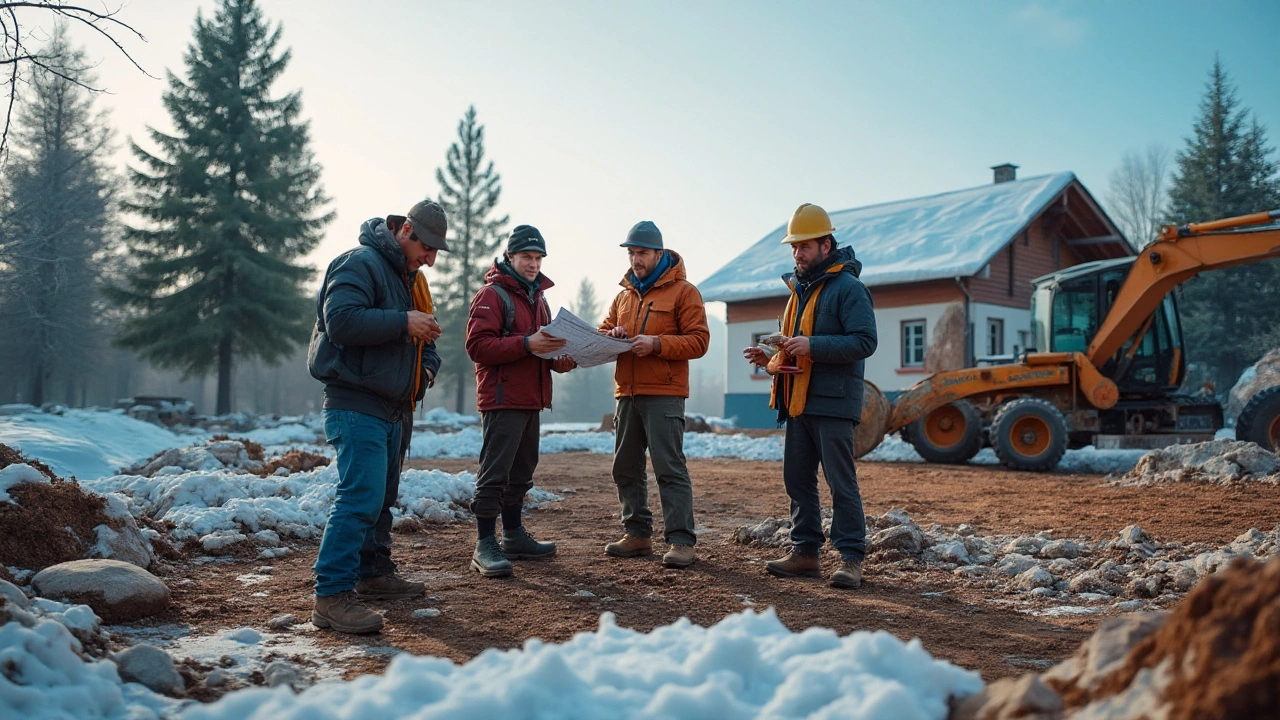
600;251;710;398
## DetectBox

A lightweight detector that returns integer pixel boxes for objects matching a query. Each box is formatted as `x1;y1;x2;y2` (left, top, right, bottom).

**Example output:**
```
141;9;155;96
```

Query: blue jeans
782;414;866;562
313;409;404;597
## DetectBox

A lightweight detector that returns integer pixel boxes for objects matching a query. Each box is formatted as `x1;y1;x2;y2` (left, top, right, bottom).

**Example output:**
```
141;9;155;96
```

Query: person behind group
307;200;448;633
465;225;576;577
743;203;877;589
600;220;710;568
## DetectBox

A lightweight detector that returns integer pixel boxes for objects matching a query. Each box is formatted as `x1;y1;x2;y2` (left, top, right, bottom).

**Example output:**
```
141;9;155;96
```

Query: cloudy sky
51;0;1280;317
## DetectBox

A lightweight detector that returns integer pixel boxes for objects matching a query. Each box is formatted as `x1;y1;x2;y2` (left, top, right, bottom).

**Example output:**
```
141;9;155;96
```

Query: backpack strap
488;284;517;337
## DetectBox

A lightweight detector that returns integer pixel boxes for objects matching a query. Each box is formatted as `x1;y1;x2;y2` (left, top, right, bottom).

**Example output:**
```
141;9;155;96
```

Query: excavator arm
1087;210;1280;366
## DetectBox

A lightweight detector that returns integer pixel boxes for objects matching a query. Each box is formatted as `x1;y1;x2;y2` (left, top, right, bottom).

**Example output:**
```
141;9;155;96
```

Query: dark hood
359;218;407;275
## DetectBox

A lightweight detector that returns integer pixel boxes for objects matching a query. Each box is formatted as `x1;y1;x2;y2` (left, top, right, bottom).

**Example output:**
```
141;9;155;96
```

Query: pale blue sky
64;1;1280;318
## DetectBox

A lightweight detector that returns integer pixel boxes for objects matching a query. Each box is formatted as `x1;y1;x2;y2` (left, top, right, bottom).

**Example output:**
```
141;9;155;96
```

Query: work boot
312;591;384;634
830;559;863;589
662;544;696;568
765;551;821;578
471;536;514;577
501;528;557;560
355;572;425;601
605;534;653;558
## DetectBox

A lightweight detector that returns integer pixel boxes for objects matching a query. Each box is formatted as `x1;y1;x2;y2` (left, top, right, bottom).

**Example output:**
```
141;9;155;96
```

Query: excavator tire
906;400;983;464
855;380;891;458
1236;386;1280;453
991;398;1068;471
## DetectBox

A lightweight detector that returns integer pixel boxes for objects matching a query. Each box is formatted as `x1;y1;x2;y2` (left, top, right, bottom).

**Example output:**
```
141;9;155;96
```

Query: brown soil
213;434;265;461
134;454;1280;688
0;443;113;571
1089;555;1280;719
259;450;330;476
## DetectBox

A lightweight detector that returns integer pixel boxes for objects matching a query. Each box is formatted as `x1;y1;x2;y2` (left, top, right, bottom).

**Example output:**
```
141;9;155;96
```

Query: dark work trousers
782;413;866;562
613;396;697;546
472;409;540;518
354;416;411;580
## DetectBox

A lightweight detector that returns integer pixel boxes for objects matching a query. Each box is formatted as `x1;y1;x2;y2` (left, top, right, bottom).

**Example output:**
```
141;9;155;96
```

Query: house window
750;332;773;376
901;320;925;367
987;318;1004;356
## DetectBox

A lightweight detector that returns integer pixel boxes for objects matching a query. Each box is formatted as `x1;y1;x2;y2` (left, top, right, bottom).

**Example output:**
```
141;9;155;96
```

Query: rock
1047;558;1076;574
200;531;248;555
267;613;297;630
205;668;227;687
91;523;154;570
961;535;990;557
1114;599;1145;612
0;579;30;608
1068;569;1123;596
250;530;280;547
32;559;169;622
954;565;991;579
1116;525;1157;556
1039;539;1083;559
957;523;976;537
1121;440;1280;486
1127;574;1166;599
877;507;913;528
934;540;971;565
870;523;925;555
1003;537;1045;555
1168;563;1200;592
735;517;790;546
950;674;1063;720
995;553;1038;576
412;608;442;618
1042;612;1167;692
263;660;308;689
1014;567;1055;590
113;644;184;695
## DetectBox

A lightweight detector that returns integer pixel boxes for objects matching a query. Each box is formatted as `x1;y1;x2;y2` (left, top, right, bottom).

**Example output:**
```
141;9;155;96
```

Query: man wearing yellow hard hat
743;203;878;588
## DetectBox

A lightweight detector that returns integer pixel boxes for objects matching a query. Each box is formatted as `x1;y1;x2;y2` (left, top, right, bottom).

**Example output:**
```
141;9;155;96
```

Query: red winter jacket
465;261;556;413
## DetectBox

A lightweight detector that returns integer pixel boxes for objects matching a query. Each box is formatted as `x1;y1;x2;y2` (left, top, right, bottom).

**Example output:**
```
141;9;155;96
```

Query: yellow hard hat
781;203;836;244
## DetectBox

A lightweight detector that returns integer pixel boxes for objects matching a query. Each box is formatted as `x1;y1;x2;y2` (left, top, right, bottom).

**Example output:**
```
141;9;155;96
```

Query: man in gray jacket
744;203;877;589
307;200;446;633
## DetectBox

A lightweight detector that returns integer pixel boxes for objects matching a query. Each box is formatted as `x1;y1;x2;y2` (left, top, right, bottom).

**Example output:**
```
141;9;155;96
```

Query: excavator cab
1030;258;1185;394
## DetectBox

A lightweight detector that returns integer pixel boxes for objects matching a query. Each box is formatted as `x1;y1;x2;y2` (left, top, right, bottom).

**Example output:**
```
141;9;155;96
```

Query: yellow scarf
769;264;843;418
410;271;434;407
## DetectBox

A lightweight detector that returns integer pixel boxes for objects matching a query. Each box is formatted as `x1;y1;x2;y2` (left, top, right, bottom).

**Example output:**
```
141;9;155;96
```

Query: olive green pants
612;396;696;546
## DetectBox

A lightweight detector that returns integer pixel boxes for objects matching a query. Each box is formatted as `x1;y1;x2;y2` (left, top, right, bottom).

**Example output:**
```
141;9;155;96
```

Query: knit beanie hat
507;224;547;255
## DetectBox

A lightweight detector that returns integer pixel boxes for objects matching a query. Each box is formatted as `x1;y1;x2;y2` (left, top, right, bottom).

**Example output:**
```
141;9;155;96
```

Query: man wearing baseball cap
306;200;449;633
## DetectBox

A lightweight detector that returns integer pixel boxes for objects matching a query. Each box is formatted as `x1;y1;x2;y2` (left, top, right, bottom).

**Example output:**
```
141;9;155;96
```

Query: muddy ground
148;453;1280;684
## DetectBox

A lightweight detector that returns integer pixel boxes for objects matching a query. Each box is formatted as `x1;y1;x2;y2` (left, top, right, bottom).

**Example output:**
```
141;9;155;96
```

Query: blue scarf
629;252;674;296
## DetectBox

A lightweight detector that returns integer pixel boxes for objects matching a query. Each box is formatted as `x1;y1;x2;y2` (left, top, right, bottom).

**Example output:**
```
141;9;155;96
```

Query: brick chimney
991;163;1018;184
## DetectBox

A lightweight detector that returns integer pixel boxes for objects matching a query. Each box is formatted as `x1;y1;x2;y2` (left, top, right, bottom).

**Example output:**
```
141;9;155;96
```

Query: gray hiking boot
355;572;425;601
830;559;863;589
765;551;821;578
501;528;557;560
312;591;384;634
471;536;514;577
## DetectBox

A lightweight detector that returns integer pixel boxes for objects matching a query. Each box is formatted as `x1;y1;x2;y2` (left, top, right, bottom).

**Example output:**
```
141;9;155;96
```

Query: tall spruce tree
111;0;332;414
0;27;115;406
433;106;508;412
1166;58;1280;389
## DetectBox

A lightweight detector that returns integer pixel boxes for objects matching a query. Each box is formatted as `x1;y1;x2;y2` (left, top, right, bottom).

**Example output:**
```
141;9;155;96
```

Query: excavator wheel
906;400;983;464
990;398;1068;472
854;380;891;458
1237;386;1280;453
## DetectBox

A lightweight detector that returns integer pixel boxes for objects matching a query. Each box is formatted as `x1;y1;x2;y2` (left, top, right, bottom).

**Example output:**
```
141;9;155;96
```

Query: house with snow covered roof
699;165;1134;428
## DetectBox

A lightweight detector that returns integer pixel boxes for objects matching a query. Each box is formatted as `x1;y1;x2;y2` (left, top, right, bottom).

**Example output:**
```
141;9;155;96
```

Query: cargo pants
612;396;696;546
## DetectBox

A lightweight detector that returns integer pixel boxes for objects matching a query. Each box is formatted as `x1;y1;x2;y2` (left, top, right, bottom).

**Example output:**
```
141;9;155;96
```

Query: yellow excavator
854;209;1280;471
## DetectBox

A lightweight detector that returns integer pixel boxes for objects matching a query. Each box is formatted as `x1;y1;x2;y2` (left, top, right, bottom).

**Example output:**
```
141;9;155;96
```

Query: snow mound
1116;440;1280;486
0;409;193;480
183;608;982;720
0;463;50;503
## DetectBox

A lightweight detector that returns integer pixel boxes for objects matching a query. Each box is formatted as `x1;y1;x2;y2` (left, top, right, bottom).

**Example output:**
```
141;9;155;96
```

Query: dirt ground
150;453;1280;684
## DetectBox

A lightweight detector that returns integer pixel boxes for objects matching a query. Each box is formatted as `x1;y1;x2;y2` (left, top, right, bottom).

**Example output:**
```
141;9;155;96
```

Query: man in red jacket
464;225;575;577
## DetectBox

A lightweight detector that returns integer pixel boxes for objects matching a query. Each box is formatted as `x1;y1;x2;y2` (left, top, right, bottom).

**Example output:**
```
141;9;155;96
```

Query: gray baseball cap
407;200;449;251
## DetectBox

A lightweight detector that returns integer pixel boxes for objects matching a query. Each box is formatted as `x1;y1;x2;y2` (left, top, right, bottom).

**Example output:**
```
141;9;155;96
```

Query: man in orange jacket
599;220;710;568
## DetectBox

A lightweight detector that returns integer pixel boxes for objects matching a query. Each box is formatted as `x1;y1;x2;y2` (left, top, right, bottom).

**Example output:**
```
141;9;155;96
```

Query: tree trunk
217;335;234;414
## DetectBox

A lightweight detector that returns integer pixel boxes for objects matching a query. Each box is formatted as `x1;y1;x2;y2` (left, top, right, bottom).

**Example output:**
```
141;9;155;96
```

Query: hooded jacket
778;245;878;420
600;250;710;398
465;260;556;412
307;218;441;423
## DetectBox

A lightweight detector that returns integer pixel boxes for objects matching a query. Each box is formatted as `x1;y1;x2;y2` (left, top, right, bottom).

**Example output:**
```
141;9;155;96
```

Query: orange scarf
769;264;843;418
410;271;434;407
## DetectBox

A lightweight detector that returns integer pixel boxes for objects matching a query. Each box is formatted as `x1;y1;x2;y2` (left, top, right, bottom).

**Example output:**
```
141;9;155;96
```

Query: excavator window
1050;277;1097;353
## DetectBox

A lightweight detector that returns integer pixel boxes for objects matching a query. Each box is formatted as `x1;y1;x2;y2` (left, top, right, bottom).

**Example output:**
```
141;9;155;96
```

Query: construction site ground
153;452;1280;684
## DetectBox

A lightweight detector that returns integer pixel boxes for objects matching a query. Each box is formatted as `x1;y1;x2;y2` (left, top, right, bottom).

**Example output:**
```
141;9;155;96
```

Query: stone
1040;539;1083;559
0;579;30;608
32;559;169;622
1068;569;1123;596
200;531;248;555
113;644;184;695
1042;612;1167;692
1168;562;1200;592
870;523;925;555
1003;537;1045;555
957;523;976;537
1014;567;1055;590
250;530;281;547
1047;558;1076;574
934;540;971;565
1127;574;1165;599
877;507;913;528
954;565;991;579
263;661;308;689
205;668;227;687
267;613;297;630
91;521;154;569
995;553;1038;576
950;674;1063;720
412;608;442;618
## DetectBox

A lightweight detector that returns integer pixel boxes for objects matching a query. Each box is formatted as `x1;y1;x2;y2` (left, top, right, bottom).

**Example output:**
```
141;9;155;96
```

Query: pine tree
110;0;332;414
432;106;509;412
1167;58;1280;390
0;27;115;406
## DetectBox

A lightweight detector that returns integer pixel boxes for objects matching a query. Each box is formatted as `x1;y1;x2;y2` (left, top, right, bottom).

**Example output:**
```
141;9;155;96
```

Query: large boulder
32;559;169;622
870;523;926;555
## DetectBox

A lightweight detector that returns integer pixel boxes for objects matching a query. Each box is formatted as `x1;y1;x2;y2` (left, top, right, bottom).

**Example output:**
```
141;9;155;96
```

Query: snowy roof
700;172;1092;303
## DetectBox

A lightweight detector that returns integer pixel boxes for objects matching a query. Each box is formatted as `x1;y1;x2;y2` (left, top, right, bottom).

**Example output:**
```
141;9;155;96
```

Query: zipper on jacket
638;301;654;335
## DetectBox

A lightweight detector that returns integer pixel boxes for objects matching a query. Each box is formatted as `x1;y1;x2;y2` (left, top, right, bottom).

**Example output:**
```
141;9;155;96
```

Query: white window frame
901;320;926;368
987;318;1005;356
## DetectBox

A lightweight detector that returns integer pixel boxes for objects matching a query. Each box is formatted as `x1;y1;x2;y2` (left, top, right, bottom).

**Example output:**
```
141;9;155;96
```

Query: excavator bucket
855;380;891;458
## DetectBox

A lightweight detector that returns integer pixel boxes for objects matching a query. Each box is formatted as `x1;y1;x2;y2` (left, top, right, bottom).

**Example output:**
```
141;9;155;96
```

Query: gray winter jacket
307;218;441;423
779;245;878;422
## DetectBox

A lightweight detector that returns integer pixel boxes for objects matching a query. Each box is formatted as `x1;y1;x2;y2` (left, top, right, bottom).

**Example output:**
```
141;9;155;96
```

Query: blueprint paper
535;308;633;367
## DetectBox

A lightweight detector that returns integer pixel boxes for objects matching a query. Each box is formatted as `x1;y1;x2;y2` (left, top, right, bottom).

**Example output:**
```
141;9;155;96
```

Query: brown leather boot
662;544;696;568
830;559;863;589
312;591;384;634
605;534;653;558
355;572;425;601
765;551;821;578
